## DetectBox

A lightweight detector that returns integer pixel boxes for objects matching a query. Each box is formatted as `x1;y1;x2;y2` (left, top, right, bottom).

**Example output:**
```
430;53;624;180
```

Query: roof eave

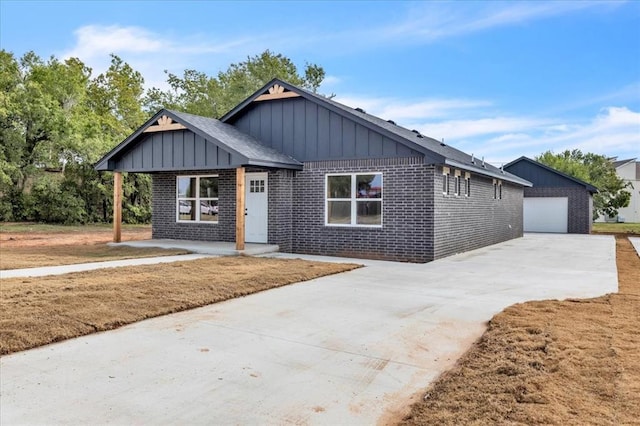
445;159;533;187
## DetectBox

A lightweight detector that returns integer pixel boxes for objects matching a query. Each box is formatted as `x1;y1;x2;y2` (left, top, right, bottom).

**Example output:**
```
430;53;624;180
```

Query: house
611;158;639;223
504;157;597;234
96;79;531;262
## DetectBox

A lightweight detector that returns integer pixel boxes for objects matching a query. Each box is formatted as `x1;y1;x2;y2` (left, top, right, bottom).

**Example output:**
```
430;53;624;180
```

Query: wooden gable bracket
143;115;187;133
254;83;301;102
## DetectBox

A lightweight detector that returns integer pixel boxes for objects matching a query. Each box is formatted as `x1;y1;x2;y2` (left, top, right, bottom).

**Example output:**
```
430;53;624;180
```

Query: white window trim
442;167;450;196
464;172;471;197
325;172;383;228
176;175;219;224
493;179;503;200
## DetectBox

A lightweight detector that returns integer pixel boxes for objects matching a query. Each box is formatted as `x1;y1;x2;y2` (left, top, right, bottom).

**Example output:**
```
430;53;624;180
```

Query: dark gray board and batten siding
504;160;596;191
114;130;237;172
229;98;423;162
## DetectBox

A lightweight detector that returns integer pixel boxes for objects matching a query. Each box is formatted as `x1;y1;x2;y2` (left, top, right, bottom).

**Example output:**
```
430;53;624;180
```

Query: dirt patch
1;223;188;270
0;223;151;248
398;235;639;425
0;257;360;355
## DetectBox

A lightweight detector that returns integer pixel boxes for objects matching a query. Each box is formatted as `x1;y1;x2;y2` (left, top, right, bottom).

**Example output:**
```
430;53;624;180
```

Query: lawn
400;235;639;425
0;256;360;355
592;222;640;235
0;222;186;269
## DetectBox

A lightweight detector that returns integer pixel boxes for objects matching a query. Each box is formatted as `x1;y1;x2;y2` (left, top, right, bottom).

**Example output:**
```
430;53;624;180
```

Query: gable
227;97;423;162
95;109;302;172
113;129;240;172
504;158;596;192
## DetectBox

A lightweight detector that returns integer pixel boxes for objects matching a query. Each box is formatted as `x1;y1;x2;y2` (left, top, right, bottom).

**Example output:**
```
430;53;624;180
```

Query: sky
1;0;639;165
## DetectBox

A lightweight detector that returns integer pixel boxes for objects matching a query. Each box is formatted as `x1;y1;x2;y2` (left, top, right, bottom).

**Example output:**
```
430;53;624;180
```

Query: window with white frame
454;170;461;196
442;167;450;195
326;173;382;226
177;175;219;223
493;179;502;200
464;172;471;197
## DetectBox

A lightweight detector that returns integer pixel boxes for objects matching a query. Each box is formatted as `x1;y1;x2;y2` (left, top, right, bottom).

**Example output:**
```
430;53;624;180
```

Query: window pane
200;200;218;222
178;200;196;221
199;177;218;198
178;177;196;198
356;201;381;225
356;174;382;198
327;175;351;198
327;201;351;224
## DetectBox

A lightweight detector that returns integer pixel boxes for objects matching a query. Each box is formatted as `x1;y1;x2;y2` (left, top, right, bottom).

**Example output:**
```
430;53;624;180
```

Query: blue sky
1;0;639;164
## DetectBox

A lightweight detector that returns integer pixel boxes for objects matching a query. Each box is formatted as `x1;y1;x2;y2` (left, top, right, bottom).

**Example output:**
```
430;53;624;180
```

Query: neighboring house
504;157;597;234
96;79;531;262
612;158;639;223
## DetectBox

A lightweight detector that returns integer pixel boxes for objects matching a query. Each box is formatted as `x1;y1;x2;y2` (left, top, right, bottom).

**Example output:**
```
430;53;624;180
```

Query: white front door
245;173;268;243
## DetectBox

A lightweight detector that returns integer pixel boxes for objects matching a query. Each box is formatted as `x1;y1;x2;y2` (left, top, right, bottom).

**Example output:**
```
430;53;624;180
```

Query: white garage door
524;197;568;233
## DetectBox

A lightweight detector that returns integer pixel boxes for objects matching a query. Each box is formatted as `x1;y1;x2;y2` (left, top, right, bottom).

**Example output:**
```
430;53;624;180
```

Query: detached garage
505;157;597;234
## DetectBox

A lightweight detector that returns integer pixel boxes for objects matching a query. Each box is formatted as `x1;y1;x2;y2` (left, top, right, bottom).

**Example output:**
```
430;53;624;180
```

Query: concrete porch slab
109;239;279;256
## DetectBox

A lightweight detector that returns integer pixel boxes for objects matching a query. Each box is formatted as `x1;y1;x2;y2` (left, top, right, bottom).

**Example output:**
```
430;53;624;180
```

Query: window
454;171;461;196
493;179;502;200
442;167;450;195
326;173;382;226
464;172;471;197
249;179;265;193
177;175;219;223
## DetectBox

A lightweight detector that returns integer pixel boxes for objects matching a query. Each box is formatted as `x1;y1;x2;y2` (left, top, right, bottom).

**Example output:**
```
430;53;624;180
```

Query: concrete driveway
0;234;617;425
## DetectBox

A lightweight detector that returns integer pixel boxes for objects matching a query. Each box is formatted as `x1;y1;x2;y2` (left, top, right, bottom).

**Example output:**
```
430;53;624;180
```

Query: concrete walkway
1;234;618;425
629;237;640;256
0;254;210;278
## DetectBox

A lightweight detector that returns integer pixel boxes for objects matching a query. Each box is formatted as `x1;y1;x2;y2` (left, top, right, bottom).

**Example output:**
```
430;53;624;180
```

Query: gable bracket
254;83;301;102
143;115;187;133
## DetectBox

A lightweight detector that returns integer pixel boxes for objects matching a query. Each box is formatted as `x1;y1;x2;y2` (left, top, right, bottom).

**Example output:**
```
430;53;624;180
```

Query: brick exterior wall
433;167;524;259
523;187;592;234
151;160;526;263
290;157;435;262
152;170;236;242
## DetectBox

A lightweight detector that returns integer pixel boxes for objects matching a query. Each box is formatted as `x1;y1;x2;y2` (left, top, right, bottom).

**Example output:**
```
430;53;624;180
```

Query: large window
177;175;219;223
326;173;382;226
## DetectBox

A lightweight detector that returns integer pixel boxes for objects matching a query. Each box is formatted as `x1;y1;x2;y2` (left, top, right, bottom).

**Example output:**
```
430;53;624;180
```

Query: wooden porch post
235;167;245;250
113;172;122;243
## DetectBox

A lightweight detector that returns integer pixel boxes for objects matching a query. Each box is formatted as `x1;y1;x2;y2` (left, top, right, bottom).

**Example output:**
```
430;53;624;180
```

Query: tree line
0;48;629;224
0;50;325;224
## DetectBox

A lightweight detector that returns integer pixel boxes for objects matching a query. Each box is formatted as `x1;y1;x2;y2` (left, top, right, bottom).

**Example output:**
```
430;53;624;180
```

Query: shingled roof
95;109;302;172
221;78;531;186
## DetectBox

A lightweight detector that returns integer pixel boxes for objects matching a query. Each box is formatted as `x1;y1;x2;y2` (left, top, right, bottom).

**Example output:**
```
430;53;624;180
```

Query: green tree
536;149;631;220
144;50;326;118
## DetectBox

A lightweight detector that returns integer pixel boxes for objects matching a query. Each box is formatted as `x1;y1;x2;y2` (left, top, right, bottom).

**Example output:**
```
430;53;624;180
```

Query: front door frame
244;172;269;243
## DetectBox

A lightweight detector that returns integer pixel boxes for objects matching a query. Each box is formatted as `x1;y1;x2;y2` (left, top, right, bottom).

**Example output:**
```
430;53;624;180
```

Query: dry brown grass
0;244;189;270
400;235;640;426
0;223;177;269
0;256;360;355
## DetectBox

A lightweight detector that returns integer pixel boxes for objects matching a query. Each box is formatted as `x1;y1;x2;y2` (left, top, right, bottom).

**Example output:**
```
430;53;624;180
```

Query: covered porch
94;109;302;250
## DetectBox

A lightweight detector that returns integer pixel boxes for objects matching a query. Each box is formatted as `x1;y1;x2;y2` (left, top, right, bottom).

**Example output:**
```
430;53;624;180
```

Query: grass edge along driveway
0;256;360;355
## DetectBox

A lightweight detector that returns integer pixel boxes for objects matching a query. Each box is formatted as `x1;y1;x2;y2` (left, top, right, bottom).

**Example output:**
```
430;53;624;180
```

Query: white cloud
332;91;639;164
376;1;620;44
59;25;271;90
333;95;491;121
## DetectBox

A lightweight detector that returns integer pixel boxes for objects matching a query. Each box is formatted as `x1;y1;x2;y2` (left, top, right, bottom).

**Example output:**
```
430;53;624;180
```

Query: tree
144;50;326;118
536;150;631;220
